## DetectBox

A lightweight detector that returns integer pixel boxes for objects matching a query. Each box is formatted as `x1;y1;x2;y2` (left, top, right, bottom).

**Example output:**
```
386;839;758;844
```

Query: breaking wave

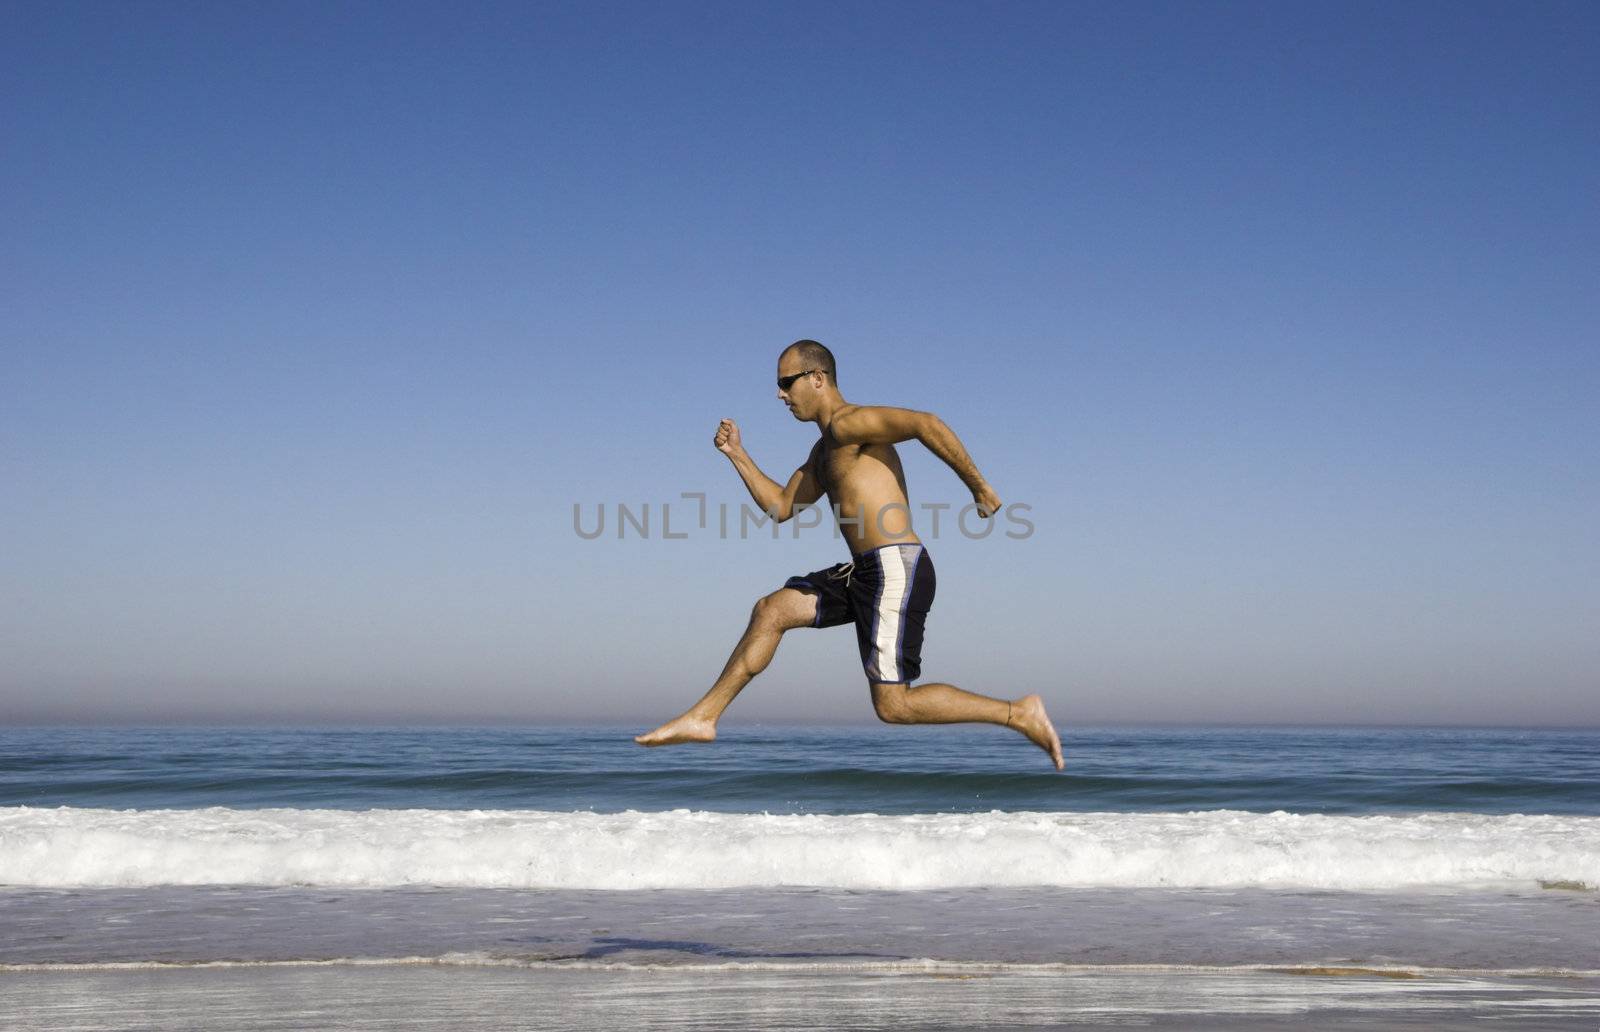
2;806;1595;891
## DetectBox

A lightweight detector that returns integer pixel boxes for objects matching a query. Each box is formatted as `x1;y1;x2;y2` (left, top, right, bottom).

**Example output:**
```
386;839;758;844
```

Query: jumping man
634;339;1064;770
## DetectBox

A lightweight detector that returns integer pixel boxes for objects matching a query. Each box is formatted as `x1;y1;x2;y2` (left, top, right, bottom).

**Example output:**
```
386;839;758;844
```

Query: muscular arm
828;405;1001;515
715;420;823;522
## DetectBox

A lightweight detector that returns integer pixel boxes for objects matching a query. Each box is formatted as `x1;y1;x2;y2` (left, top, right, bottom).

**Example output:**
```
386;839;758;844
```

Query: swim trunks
783;543;936;684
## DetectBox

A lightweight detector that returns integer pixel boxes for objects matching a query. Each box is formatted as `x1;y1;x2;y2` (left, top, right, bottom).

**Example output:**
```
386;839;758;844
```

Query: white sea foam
1;806;1595;891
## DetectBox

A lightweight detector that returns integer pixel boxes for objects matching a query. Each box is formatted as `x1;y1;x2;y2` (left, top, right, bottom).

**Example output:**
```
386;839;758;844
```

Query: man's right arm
715;419;821;522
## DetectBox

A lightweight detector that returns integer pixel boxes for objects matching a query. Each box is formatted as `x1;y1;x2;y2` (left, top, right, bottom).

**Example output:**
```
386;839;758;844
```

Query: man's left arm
829;406;1002;516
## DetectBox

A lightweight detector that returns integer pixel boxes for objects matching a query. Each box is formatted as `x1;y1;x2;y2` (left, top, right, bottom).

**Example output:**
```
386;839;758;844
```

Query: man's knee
752;590;797;630
751;591;783;626
871;682;913;724
752;588;815;631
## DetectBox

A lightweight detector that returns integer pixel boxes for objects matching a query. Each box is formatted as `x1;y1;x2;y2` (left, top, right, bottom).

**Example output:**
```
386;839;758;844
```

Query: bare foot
1009;695;1064;771
634;714;717;746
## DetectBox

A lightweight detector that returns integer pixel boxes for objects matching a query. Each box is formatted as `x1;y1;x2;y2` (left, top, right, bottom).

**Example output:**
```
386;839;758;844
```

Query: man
635;340;1063;770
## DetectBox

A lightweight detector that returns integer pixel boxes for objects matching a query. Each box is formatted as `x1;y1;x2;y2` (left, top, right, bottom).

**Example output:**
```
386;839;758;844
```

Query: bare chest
817;439;906;498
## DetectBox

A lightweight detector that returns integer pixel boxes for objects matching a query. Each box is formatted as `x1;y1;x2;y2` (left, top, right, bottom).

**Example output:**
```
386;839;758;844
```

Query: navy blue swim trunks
783;543;936;684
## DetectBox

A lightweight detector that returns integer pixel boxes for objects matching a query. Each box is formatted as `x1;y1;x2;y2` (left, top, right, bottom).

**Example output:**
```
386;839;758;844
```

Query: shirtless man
634;339;1063;770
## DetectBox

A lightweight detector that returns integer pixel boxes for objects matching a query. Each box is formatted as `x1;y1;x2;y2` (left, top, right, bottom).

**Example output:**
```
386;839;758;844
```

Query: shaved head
780;339;836;383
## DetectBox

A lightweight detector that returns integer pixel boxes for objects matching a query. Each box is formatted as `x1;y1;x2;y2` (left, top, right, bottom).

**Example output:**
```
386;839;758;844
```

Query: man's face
775;357;818;420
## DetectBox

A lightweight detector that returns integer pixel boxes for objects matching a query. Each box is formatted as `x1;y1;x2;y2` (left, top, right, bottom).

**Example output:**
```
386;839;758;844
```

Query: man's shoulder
826;403;926;448
822;403;869;439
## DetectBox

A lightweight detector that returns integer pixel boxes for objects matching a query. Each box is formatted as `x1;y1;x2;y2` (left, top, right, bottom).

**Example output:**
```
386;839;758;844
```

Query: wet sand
4;963;1598;1031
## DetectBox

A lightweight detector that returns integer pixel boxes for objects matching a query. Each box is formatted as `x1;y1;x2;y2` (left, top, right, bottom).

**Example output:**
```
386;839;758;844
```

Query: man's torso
815;428;921;555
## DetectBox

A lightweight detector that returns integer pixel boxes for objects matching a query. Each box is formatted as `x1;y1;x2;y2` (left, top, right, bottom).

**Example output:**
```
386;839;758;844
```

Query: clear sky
3;1;1596;727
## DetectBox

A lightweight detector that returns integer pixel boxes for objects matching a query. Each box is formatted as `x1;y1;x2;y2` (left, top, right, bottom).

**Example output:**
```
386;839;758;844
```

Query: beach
8;962;1598;1031
2;725;1597;1028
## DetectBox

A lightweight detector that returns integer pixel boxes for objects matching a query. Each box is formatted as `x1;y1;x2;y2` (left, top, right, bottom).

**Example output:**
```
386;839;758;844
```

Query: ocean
2;724;1597;1030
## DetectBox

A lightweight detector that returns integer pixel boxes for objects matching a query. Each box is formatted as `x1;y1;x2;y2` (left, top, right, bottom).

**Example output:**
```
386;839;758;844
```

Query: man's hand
714;418;743;456
973;483;1002;518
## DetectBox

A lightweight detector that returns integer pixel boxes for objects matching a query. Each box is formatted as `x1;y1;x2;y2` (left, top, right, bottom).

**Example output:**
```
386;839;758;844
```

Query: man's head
776;339;838;421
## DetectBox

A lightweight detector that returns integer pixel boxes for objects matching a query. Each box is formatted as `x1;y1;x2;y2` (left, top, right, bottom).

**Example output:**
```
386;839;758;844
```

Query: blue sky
3;1;1596;726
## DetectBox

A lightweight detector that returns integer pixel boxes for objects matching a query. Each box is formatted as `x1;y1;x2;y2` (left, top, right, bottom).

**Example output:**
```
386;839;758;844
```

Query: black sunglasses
777;369;824;391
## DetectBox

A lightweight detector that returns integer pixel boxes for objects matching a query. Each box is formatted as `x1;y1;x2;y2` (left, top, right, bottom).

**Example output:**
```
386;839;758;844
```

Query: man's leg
869;681;1064;771
634;587;819;746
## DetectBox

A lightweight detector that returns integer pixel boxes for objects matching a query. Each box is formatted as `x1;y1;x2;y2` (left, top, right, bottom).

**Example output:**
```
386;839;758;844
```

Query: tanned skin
634;344;1063;770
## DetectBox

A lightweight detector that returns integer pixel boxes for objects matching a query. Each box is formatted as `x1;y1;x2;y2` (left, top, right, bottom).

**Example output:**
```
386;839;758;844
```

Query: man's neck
812;392;848;431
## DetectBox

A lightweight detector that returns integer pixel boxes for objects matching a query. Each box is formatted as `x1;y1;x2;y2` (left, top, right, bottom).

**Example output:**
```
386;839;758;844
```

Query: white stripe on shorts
871;546;914;681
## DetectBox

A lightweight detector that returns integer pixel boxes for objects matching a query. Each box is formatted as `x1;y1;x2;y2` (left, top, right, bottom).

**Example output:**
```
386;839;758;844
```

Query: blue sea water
2;724;1598;1030
3;724;1597;814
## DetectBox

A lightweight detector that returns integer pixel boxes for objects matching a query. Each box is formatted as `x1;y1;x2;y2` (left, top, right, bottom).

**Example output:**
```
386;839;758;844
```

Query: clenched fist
713;418;742;456
973;483;1002;518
